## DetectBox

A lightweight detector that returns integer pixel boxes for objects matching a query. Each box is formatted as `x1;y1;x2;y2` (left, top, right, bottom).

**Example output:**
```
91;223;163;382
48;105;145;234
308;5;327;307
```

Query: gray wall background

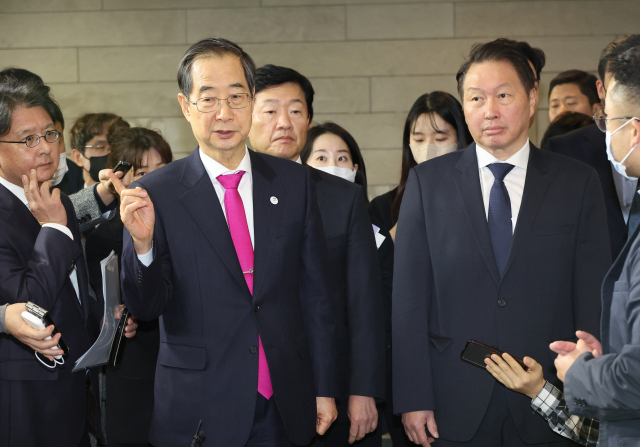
1;0;637;198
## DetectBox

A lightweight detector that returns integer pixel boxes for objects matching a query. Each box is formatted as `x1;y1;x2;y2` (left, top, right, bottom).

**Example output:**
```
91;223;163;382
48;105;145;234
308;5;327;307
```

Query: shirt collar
295;156;302;164
0;175;28;208
199;146;252;180
476;139;530;170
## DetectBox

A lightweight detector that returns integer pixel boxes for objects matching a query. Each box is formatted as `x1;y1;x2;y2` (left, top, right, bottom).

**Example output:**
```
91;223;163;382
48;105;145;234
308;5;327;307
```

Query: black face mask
86;154;109;183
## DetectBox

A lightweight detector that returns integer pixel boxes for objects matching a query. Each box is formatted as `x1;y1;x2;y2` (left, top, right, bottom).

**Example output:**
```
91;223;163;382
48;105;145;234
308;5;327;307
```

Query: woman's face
125;148;167;183
306;133;358;171
409;112;459;163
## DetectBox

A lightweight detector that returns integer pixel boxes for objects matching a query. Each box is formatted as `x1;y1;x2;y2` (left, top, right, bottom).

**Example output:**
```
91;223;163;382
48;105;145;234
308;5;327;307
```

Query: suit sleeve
70;184;116;234
392;168;435;413
120;186;174;321
564;243;640;422
572;169;611;336
298;169;339;397
346;187;386;399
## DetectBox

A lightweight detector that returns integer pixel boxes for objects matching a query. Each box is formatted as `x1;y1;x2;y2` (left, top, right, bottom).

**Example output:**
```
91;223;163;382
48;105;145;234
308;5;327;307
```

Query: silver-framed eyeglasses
0;130;60;148
593;108;637;132
190;93;252;113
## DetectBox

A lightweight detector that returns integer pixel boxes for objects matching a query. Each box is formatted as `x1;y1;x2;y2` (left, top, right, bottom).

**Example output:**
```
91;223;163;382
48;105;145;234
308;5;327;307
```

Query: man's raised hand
22;169;67;226
108;171;155;254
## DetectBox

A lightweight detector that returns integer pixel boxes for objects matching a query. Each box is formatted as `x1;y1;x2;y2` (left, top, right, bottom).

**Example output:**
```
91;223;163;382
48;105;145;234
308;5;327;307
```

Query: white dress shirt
476;140;530;233
0;176;80;301
138;147;254;266
611;164;638;224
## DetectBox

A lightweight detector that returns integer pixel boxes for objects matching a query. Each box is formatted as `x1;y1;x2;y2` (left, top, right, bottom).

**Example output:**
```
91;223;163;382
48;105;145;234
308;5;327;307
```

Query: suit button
250;346;258;354
254;305;259;312
498;299;506;307
67;261;76;276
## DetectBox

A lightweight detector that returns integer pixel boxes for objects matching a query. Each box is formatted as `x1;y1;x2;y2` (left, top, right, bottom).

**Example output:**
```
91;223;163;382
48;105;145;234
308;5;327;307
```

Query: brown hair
107;127;173;172
70;113;129;154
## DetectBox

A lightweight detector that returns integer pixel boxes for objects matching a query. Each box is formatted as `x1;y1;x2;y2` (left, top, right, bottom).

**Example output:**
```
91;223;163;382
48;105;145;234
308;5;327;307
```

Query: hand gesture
4;303;64;361
402;411;437;446
108;171;154;254
485;354;545;399
99;168;133;197
22;169;67;226
316;396;338;435
114;304;138;338
347;395;378;444
550;331;601;358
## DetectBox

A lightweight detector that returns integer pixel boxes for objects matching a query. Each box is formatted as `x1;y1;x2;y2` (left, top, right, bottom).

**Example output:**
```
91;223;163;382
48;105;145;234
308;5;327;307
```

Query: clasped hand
550;330;602;382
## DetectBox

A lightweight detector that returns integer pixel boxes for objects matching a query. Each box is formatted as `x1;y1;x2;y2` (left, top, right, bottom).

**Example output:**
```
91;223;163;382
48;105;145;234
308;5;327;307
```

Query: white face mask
410;142;458;164
50;153;69;186
606;117;639;181
316;165;357;183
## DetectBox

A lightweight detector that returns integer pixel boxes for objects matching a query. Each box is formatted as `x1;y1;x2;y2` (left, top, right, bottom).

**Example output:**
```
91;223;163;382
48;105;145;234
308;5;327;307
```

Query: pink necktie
217;172;273;400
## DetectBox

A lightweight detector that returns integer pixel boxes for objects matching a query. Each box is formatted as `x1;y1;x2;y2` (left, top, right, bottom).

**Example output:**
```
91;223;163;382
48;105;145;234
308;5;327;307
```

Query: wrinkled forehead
190;53;249;94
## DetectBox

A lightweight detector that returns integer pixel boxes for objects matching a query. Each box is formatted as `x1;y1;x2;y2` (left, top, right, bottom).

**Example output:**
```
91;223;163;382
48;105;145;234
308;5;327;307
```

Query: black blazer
121;149;338;447
392;143;611;443
547;124;628;259
0;186;100;447
54;160;85;196
310;167;385;400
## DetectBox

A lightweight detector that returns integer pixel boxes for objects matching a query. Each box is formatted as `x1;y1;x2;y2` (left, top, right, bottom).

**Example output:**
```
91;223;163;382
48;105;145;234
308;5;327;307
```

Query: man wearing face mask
249;64;386;447
552;45;640;446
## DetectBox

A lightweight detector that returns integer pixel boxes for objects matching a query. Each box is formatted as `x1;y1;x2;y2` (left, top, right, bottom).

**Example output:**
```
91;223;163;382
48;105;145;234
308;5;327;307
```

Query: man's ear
71;148;84;167
596;80;606;102
178;93;191;122
630;118;640;149
529;88;538;117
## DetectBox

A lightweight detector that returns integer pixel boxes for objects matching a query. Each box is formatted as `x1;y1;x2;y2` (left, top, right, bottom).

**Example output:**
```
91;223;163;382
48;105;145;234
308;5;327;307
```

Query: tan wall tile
187;7;345;44
50;82;182;119
347;3;454;40
104;0;258;9
456;1;640;37
362;149;402;186
123;117;198;157
314;112;406;148
1;0;100;12
371;75;459;112
527;36;615;73
0;11;186;48
311;78;370;114
0;48;78;83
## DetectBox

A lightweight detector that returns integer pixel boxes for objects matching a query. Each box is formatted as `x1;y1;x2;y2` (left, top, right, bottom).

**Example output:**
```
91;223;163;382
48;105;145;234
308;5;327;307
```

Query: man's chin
265;144;300;161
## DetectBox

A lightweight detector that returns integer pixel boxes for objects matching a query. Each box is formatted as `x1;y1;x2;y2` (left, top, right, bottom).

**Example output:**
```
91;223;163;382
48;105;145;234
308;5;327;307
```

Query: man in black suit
248;65;386;446
0;77;104;447
547;34;640;260
393;40;611;446
116;38;338;447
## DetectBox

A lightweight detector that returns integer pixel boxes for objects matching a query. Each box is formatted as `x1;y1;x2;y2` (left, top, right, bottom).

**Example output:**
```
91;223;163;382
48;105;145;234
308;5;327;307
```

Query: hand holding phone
461;340;528;371
112;161;133;176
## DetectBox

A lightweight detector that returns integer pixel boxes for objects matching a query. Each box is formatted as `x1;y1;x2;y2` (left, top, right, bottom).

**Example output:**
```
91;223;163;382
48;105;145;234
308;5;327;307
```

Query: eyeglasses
0;130;60;148
593;108;637;132
84;144;109;151
190;93;252;113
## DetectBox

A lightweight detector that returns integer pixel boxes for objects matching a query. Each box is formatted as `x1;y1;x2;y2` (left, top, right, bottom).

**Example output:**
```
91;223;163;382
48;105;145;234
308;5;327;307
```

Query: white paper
372;224;386;249
73;251;121;371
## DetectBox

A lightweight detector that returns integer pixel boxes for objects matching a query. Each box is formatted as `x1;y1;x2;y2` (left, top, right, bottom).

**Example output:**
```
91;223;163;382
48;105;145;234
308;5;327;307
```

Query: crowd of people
0;33;639;447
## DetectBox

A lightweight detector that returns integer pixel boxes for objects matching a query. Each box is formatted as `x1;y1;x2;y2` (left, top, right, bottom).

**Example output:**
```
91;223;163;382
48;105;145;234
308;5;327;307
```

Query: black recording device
461;339;528;371
108;307;130;367
190;420;206;447
112;160;133;176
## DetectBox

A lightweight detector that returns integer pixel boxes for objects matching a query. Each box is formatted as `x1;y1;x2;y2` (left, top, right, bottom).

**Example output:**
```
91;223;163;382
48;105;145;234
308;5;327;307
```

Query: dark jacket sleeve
572;169;611;336
298;168;339;397
392;169;435;413
345;187;386;399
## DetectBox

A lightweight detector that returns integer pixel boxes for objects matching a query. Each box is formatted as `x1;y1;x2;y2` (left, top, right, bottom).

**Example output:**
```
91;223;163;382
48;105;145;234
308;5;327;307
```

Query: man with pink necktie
114;38;339;447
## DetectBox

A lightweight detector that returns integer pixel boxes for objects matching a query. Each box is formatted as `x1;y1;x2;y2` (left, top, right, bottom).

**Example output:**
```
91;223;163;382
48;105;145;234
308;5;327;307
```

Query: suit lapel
453;145;501;286
178;150;250;295
250;151;280;301
501;145;550;279
0;184;41;241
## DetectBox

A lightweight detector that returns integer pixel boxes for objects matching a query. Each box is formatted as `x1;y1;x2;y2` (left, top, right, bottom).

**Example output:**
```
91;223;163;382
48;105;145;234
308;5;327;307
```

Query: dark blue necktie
487;163;515;276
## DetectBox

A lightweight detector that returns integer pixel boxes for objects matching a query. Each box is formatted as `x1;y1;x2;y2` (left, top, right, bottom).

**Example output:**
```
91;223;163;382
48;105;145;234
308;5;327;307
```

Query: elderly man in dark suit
116;38;339;447
553;45;640;447
393;40;611;447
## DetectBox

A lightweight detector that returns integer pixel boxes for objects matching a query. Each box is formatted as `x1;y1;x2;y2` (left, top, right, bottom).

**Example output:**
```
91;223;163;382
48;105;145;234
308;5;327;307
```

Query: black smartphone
108;307;130;367
461;339;528;371
112;161;133;176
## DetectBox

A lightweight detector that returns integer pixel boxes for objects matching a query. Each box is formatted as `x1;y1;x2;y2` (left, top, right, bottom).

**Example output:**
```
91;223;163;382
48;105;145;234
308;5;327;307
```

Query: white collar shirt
610;163;638;224
199;146;254;248
0;175;80;301
476;140;530;233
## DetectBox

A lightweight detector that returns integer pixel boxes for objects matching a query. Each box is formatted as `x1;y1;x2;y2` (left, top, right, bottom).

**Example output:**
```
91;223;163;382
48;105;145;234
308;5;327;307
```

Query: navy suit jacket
121;149;338;447
392;143;611;443
310;168;385;401
0;185;100;447
564;197;640;445
547;124;628;259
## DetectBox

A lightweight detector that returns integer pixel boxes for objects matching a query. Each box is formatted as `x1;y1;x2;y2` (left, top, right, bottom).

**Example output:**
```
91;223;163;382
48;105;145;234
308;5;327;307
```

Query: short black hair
456;39;541;98
608;46;640;106
0;77;59;138
540;112;594;150
177;38;256;99
255;64;315;123
300;122;367;200
598;34;640;81
492;38;546;81
549;70;600;106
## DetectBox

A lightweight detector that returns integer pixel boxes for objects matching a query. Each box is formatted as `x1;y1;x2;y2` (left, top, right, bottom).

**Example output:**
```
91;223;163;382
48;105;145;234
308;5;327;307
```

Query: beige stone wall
1;0;637;198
